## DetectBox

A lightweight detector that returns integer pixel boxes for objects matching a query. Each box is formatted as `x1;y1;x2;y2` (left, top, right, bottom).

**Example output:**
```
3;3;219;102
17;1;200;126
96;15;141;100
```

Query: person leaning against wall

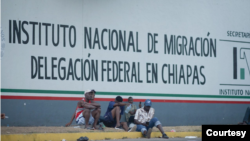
133;99;169;139
124;97;137;127
102;96;137;132
65;89;102;130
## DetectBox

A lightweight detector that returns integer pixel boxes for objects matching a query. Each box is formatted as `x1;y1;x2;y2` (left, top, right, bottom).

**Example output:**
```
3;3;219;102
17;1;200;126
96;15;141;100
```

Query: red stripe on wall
1;95;82;101
1;95;250;104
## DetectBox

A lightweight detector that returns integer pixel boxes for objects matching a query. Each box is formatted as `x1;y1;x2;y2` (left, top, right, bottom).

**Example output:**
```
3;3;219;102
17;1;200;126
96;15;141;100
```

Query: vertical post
233;47;237;79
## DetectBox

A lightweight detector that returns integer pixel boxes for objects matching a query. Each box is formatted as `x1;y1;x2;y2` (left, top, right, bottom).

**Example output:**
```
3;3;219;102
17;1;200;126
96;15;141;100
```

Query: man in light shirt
134;99;169;139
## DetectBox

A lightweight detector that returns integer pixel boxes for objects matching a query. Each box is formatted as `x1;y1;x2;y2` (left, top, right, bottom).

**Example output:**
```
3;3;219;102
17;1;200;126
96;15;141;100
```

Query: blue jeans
136;117;161;133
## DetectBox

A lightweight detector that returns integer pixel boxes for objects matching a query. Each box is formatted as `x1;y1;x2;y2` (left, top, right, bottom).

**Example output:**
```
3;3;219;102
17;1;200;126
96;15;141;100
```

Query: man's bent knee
115;106;120;110
151;117;159;122
153;117;161;127
84;109;91;113
112;106;120;113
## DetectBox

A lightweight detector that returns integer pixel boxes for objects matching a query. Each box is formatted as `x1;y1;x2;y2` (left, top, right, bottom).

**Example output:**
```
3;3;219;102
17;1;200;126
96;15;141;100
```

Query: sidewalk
1;126;201;141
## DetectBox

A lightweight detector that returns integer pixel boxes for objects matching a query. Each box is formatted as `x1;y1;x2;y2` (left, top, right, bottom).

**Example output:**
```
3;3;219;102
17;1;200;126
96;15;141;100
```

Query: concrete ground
1;125;202;141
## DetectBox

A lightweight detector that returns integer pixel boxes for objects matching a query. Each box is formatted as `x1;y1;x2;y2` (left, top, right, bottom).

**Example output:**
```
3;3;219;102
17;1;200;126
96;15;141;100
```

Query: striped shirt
75;98;87;120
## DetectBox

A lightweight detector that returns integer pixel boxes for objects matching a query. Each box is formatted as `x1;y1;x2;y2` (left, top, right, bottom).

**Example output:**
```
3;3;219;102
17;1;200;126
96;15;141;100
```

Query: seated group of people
65;89;169;139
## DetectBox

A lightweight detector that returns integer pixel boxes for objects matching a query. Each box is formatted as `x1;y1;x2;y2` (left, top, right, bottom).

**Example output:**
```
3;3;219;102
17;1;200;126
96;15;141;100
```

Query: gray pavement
95;138;201;141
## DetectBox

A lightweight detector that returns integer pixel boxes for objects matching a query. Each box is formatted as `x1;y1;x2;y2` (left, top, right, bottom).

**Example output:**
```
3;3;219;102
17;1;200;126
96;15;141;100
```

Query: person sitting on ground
65;89;101;130
125;97;137;126
133;99;169;139
1;113;5;119
103;96;136;132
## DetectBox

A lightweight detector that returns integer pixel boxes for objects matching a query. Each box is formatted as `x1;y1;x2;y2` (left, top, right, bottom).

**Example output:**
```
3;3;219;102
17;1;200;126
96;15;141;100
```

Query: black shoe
115;125;124;130
162;133;169;139
77;136;89;141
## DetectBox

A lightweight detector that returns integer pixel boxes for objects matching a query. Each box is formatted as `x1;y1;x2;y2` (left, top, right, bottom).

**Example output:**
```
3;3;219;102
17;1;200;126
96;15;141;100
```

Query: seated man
133;99;169;139
103;96;136;132
125;97;137;125
65;89;101;129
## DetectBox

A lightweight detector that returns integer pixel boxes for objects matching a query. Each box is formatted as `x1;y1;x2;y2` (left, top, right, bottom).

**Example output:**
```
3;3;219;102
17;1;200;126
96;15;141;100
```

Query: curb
1;132;201;141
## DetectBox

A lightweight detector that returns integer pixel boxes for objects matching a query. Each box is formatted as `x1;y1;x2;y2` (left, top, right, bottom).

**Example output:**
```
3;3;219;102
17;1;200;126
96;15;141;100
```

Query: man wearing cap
103;96;136;132
133;99;169;139
65;89;101;130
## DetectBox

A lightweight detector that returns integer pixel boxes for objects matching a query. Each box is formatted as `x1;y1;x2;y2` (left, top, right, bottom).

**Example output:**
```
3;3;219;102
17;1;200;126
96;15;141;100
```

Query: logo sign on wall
233;47;250;80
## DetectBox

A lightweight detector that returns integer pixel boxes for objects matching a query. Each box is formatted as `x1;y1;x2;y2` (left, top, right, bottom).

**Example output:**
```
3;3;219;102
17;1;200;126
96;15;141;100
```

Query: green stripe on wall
1;89;84;94
240;68;245;80
1;88;250;99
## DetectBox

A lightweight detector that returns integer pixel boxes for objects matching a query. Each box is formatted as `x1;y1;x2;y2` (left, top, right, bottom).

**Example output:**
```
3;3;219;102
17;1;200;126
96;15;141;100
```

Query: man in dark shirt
103;96;136;132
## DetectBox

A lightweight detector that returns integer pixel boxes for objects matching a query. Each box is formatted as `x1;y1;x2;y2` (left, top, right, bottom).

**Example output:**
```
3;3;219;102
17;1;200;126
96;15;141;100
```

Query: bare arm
82;102;97;109
78;100;98;109
65;101;82;127
88;101;101;108
65;112;75;127
113;102;130;107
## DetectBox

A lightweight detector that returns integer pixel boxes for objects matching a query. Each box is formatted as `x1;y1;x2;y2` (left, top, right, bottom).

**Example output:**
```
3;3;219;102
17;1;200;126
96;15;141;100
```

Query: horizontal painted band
1;132;201;141
219;39;250;44
1;88;250;99
1;95;250;104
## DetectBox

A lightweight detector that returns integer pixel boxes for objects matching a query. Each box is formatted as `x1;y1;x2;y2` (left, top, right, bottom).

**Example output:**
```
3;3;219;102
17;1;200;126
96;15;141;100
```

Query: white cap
84;89;96;95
